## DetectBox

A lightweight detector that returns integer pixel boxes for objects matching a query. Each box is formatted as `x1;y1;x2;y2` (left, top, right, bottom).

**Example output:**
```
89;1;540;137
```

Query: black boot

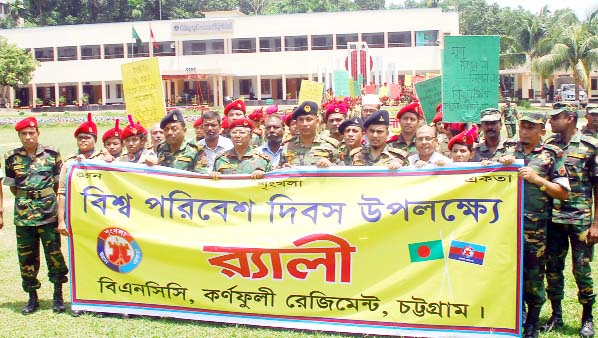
580;304;595;338
523;306;541;338
52;284;65;313
540;301;564;332
22;291;39;315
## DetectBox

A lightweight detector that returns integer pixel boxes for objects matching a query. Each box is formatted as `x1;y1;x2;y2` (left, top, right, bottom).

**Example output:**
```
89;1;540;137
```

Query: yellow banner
298;80;324;105
67;163;522;337
121;57;165;126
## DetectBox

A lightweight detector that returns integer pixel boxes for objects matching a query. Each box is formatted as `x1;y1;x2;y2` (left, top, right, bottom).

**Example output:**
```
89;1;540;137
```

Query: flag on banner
150;25;158;50
449;240;486;265
132;27;142;48
408;240;444;263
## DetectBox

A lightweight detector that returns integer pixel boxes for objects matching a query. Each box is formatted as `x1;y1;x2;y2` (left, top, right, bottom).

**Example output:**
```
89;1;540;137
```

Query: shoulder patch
580;134;598;148
257;152;271;161
543;143;564;158
4;149;17;160
322;135;340;147
388;147;409;158
349;147;362;156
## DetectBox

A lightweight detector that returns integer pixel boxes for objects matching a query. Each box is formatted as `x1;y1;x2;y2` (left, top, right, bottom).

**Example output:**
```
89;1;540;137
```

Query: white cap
362;94;381;106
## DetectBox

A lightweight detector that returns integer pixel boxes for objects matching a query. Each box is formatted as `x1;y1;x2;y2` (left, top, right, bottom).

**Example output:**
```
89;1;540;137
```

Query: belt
16;187;55;199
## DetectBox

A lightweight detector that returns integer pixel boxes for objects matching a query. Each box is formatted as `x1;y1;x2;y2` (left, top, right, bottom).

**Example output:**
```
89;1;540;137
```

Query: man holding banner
390;102;422;155
496;111;570;338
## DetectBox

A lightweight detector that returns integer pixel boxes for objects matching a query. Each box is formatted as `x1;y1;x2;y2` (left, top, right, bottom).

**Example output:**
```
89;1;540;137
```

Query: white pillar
217;75;224;107
54;83;60;107
212;76;218;107
31;83;37;107
101;80;106;106
256;75;262;101
77;82;83;106
282;74;287;101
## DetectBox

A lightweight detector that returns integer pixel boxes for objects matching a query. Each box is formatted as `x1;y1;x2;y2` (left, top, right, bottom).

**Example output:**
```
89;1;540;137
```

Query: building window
362;32;384;48
105;84;111;98
336;33;358;50
81;45;101;60
34;47;54;62
388;31;411;47
592;78;597;91
240;79;253;97
232;38;256;54
284;36;308;52
116;84;123;98
104;44;124;59
127;43;149;57
261;79;272;95
154;41;176;56
311;35;333;51
259;37;281;52
415;30;439;46
182;39;225;55
57;46;77;61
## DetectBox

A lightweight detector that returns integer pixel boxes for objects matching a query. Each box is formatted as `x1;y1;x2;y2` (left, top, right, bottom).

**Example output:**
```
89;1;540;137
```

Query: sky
386;0;598;20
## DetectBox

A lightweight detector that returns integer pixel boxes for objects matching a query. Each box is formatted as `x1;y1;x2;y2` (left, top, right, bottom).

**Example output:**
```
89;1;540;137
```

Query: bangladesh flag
408;240;444;263
132;27;142;48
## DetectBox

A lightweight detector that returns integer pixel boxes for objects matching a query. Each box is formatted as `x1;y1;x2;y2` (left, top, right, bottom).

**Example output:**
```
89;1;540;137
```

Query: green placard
333;70;350;97
414;76;442;123
442;36;500;123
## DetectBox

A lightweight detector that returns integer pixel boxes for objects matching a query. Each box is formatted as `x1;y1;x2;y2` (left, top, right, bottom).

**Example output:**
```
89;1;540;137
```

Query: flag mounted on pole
132;27;142;48
150;25;159;50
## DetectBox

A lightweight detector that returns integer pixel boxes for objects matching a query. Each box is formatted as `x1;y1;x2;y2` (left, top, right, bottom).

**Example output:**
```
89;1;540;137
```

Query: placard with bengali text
414;76;442;123
121;57;166;126
298;80;324;105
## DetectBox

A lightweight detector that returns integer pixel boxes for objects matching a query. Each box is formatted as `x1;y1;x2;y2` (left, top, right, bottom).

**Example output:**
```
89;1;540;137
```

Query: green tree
533;23;598;103
0;37;39;107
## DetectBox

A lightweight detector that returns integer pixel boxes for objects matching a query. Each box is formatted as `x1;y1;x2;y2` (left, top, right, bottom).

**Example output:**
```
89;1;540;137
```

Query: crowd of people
2;94;598;338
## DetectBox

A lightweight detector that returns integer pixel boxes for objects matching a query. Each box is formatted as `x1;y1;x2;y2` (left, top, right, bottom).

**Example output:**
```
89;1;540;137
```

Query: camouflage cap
519;111;546;124
480;108;501;122
546;106;578;117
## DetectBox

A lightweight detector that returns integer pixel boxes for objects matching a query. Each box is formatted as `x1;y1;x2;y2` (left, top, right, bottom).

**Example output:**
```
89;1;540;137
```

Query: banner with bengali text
67;162;523;337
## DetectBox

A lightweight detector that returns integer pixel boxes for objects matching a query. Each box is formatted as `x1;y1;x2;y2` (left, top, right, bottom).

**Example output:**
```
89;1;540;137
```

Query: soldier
102;118;123;158
257;114;285;168
448;127;477;163
197;110;233;171
119;115;156;163
321;102;348;142
338;117;364;165
542;107;598;337
501;97;518;138
4;117;68;314
495;111;570;338
348;110;407;169
581;107;598;139
279;101;339;168
248;107;265;145
473;108;509;161
212;118;271;178
408;126;451;167
153;109;209;173
193;117;205;143
389;101;423;155
433;104;450;157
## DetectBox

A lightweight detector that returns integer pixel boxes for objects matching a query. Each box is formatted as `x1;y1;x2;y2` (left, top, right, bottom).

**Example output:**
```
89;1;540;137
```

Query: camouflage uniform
155;140;209;173
581;126;598;140
348;145;408;166
502;105;518;138
495;141;569;308
389;133;417;155
213;148;271;174
250;132;263;147
118;149;156;163
472;138;509;162
546;132;598;307
279;134;340;166
3;145;68;292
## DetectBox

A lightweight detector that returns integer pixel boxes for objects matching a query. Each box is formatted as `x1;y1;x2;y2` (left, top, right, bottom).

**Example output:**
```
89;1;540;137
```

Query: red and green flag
408;240;444;263
132;27;142;48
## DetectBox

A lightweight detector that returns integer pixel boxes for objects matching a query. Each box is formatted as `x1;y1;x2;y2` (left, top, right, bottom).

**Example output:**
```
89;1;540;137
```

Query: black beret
160;109;185;129
292;101;319;120
363;110;389;129
338;117;363;134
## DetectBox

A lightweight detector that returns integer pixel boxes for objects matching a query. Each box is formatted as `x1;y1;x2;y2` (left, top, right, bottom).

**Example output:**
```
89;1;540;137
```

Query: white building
0;8;459;108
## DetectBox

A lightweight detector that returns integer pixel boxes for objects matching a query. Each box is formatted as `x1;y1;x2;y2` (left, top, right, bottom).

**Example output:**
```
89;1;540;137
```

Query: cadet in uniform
542;107;598;337
338;117;364;165
448;127;477;163
119;115;156;163
4;117;68;314
502;97;518;138
279;101;340;168
102;118;123;158
389;101;423;155
153;109;209;173
193;117;205;143
212;118;271;178
321;102;348;142
495;111;570;338
348;110;407;169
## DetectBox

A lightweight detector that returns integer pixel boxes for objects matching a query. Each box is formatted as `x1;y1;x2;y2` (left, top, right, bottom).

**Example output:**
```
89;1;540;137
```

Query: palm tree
533;23;598;104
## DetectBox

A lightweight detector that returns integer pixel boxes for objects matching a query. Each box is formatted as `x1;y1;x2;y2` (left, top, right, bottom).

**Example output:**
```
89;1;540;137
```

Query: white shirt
408;152;452;166
198;136;233;171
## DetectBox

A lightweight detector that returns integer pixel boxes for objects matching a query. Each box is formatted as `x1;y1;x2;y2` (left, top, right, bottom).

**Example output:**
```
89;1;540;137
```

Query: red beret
224;99;246;116
248;108;264;121
74;113;97;137
102;119;122;143
436;103;442;113
120;115;147;140
15;117;38;131
229;117;254;130
324;103;348;121
448;127;478;151
284;113;294;127
221;116;230;130
396;102;423;120
193;117;203;128
265;105;278;115
432;111;443;124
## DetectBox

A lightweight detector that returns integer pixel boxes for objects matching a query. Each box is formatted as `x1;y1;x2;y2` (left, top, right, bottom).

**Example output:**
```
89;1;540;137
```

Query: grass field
0;118;594;337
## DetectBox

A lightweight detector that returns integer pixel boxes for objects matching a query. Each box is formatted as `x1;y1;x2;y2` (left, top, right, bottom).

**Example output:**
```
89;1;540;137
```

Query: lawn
0;117;593;337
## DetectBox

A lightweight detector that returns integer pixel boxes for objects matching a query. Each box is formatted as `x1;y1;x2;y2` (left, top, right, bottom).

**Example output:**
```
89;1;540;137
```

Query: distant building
0;8;460;108
0;0;9;19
